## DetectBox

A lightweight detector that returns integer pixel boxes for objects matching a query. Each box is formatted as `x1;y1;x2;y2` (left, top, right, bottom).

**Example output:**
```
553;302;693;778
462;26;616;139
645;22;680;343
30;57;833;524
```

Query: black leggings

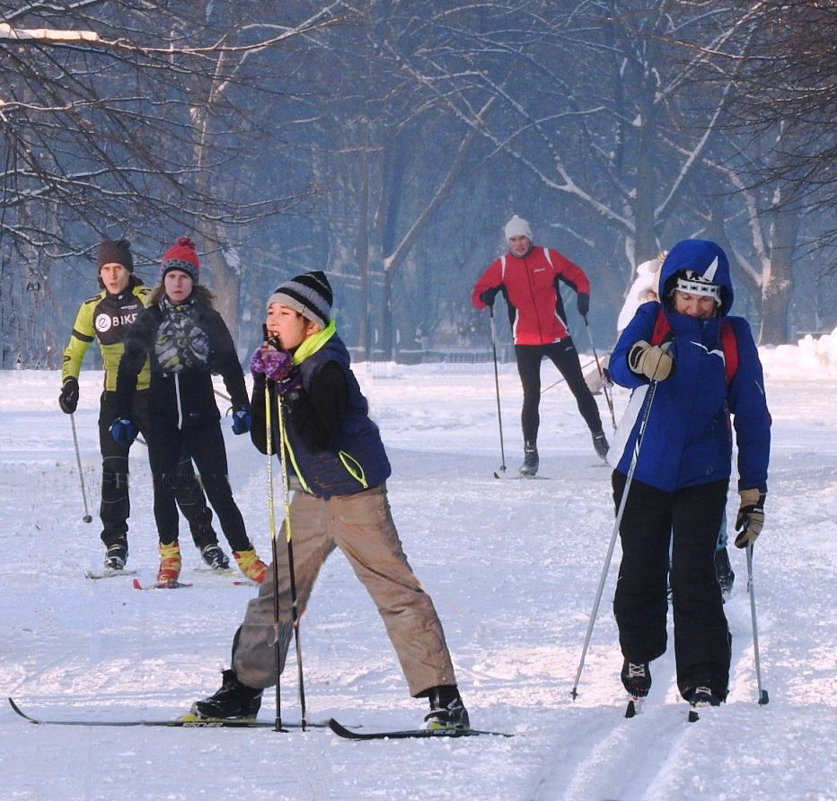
147;422;251;552
514;339;603;445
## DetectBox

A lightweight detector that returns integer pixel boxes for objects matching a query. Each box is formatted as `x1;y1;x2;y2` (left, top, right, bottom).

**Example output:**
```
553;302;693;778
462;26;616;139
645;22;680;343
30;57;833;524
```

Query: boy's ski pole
276;390;307;730
69;414;93;523
263;383;284;732
746;544;769;706
488;305;507;474
571;378;658;699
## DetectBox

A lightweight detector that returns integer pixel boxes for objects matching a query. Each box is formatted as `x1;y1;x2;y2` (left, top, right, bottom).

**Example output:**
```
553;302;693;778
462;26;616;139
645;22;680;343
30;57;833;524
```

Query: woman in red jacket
472;215;608;474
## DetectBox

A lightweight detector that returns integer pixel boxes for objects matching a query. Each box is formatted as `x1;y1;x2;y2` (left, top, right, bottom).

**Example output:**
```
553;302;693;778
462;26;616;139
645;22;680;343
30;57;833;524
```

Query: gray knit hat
267;271;333;329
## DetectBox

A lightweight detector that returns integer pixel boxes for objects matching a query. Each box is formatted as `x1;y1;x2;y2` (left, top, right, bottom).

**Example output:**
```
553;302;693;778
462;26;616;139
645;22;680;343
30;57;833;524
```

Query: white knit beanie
504;215;532;240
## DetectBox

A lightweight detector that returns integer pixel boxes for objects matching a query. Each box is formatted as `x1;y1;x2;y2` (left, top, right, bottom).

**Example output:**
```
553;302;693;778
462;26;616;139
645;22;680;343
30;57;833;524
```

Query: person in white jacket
616;253;665;333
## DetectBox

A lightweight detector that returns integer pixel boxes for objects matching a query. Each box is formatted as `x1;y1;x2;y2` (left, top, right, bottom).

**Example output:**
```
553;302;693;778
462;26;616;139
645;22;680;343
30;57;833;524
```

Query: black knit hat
97;239;134;273
267;271;333;329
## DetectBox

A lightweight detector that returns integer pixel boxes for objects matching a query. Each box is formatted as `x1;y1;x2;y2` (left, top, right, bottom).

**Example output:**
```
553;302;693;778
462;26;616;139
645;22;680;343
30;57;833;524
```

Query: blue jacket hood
659;239;734;315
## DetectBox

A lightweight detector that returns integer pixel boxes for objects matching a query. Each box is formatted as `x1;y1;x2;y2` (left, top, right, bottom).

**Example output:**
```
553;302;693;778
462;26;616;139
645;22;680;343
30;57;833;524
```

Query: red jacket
471;246;590;345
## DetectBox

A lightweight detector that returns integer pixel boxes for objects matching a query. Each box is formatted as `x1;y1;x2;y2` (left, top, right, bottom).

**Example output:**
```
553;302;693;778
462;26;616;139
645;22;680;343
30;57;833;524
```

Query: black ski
8;697;321;729
327;717;512;740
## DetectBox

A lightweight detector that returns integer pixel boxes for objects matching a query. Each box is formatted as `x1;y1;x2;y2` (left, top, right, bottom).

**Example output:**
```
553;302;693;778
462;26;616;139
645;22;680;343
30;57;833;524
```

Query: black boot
621;659;651;698
200;544;231;570
714;547;735;598
104;539;128;570
519;442;539;476
190;669;263;720
592;430;609;460
421;685;470;731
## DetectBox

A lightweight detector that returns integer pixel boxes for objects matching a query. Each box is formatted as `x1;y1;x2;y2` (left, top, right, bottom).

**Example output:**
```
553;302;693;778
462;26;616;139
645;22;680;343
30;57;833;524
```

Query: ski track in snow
1;355;837;801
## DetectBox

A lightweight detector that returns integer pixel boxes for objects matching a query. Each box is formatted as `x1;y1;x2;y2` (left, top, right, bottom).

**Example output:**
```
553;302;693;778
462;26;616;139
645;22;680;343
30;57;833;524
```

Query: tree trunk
759;209;799;345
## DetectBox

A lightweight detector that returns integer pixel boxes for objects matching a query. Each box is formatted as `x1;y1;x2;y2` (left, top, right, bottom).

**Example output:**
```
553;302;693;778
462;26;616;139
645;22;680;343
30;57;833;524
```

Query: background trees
1;0;834;368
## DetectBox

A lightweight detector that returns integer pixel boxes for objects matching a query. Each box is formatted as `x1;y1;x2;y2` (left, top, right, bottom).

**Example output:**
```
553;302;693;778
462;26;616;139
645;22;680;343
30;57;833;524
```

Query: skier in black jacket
112;237;267;586
59;238;226;572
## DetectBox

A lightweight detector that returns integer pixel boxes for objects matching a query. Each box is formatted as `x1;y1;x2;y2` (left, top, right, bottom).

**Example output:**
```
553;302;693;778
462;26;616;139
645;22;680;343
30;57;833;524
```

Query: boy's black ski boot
421;686;470;731
189;670;263;720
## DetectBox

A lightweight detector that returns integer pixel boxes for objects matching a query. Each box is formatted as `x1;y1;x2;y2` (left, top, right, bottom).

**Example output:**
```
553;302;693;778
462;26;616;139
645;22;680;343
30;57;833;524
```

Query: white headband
674;271;721;305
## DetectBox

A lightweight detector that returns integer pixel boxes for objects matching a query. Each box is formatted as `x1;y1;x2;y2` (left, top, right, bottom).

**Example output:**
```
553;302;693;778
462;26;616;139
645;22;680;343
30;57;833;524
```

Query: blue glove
110;417;138;447
231;405;251;435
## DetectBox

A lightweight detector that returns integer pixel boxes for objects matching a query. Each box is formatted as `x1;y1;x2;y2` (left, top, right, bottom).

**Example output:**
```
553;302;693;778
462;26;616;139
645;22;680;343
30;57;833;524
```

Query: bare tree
0;1;345;363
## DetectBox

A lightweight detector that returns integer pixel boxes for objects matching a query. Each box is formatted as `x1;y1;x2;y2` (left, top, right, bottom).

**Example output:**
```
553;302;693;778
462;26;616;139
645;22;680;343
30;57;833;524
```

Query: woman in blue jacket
607;239;771;709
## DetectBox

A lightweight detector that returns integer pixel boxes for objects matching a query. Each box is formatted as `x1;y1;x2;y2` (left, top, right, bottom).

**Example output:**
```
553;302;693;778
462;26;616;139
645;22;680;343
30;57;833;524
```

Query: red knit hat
160;236;200;283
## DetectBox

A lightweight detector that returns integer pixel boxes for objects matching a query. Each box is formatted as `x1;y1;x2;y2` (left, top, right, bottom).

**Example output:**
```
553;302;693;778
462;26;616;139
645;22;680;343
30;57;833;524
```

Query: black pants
97;391;217;550
146;421;251;552
611;472;731;700
515;339;602;446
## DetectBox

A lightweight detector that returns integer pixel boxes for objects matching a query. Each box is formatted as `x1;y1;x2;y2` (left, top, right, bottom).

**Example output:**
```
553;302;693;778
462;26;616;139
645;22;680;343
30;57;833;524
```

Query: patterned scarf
155;297;211;374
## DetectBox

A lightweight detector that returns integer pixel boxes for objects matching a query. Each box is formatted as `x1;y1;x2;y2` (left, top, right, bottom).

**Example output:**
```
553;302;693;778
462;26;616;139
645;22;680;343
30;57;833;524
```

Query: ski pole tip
759;690;769;706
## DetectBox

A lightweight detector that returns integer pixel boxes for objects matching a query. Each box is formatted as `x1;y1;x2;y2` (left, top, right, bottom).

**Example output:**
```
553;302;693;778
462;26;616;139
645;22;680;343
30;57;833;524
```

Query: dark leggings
514;339;603;445
147;422;251;552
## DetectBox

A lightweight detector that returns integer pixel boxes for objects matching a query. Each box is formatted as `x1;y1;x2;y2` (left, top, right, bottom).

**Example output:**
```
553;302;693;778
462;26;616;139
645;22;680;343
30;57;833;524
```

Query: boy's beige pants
232;484;457;696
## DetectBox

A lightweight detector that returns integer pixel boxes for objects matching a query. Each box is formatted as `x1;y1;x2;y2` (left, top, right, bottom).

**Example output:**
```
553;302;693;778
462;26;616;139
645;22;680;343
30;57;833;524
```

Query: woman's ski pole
571;378;659;699
746;544;770;705
69;414;93;523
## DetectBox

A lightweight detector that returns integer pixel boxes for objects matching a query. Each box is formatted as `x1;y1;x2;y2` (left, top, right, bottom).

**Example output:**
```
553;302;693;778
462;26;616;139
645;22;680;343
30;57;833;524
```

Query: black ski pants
146;420;251;552
515;339;602;447
97;391;217;550
611;472;731;700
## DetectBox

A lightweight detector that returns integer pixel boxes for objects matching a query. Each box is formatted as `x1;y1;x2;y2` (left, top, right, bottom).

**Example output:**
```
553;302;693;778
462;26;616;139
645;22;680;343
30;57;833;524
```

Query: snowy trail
1;357;837;800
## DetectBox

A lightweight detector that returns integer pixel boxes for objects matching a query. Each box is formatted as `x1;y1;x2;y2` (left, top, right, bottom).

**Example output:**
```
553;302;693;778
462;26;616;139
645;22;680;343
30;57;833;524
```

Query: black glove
59;377;79;414
577;292;590;317
479;287;499;307
627;340;674;381
734;489;766;548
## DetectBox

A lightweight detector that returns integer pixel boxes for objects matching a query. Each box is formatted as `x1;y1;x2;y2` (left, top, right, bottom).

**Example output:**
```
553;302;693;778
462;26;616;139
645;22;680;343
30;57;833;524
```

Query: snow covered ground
1;330;836;801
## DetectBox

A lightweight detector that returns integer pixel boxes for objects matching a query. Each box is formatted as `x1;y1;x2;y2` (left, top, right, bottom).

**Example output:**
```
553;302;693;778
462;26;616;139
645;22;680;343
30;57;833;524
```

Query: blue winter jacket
608;241;771;493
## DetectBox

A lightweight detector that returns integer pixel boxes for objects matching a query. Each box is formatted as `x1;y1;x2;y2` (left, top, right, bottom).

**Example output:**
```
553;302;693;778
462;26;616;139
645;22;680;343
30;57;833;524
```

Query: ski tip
132;578;142;590
625;697;644;718
8;697;38;724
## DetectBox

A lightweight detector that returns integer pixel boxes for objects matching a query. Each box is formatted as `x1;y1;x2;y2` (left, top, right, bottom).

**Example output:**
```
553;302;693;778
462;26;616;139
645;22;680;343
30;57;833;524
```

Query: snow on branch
0;23;99;43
